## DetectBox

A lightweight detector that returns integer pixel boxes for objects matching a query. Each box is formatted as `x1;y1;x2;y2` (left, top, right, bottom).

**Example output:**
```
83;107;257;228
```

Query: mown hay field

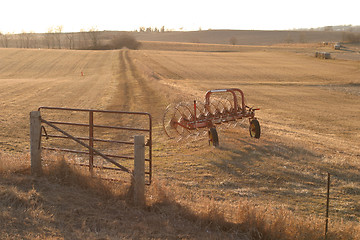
0;43;359;239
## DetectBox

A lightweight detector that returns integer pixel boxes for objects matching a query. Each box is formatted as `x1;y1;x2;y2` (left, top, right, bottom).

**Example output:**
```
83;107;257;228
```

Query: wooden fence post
30;111;42;176
134;135;145;206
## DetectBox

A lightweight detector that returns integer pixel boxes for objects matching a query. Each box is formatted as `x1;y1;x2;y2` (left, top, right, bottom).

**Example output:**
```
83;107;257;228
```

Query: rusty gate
38;107;152;184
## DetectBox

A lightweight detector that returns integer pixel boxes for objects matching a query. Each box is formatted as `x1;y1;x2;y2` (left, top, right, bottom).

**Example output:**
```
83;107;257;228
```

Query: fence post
134;135;145;206
30;111;42;176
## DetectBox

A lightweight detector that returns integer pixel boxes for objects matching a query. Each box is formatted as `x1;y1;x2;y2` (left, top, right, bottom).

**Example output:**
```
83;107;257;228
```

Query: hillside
0;29;352;49
1;45;360;239
133;30;346;45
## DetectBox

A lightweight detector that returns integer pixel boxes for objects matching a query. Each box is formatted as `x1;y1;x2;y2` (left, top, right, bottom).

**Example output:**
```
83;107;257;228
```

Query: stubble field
0;43;359;239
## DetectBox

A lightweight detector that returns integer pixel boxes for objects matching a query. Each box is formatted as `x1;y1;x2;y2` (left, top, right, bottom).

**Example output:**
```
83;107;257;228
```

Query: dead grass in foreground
1;151;359;240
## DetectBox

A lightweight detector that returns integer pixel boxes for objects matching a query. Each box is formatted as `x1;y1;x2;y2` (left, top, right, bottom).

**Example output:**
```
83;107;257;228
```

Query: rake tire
249;119;261;139
208;127;219;147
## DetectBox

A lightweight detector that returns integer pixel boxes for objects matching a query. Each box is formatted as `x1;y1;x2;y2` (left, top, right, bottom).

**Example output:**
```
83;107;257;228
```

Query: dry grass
0;43;359;239
1;153;359;239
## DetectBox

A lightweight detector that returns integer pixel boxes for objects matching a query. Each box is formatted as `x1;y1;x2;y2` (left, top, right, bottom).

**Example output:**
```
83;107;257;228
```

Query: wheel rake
162;88;261;146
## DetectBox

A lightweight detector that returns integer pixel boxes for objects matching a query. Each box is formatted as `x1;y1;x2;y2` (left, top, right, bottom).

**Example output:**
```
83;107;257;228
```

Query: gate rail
38;107;152;184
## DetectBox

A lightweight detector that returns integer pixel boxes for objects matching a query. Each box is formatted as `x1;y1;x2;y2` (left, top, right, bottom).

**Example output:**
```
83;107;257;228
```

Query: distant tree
191;38;200;43
342;32;360;43
14;34;21;48
23;31;37;48
139;27;145;32
324;26;333;32
54;25;63;48
88;27;100;47
229;36;237;45
111;34;141;49
285;33;294;43
299;32;307;43
160;26;165;33
19;31;27;48
0;32;3;47
65;32;75;49
44;27;55;49
79;29;89;49
0;32;11;48
347;25;354;32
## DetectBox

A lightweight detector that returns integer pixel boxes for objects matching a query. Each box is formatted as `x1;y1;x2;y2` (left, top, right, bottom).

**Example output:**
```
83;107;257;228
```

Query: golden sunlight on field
0;49;120;151
0;43;359;239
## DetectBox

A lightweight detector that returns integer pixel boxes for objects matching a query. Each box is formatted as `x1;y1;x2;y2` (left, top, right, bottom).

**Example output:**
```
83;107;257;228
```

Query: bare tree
88;27;100;47
23;31;36;48
44;27;55;49
79;29;89;49
14;34;21;48
229;36;237;45
0;32;11;48
19;31;27;48
324;26;334;32
299;32;307;43
65;32;75;49
54;25;63;48
285;33;294;43
111;34;141;50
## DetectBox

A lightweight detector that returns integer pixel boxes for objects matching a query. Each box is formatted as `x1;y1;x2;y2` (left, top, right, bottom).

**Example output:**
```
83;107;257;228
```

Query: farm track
108;50;165;125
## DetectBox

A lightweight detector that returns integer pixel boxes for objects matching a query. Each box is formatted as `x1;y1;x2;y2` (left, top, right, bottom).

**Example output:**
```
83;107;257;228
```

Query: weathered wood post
134;135;145;206
30;111;42;176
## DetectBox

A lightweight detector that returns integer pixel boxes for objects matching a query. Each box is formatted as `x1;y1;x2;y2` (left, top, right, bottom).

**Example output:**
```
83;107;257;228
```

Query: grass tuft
1;152;360;239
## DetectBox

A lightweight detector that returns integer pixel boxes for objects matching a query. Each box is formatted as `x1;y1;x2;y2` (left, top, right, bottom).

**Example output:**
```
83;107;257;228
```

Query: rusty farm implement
162;88;261;146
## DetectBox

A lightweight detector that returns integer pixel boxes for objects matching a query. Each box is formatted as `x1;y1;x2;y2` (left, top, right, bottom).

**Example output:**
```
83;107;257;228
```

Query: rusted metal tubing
42;147;151;162
42;134;135;145
205;88;245;114
46;121;89;127
38;106;152;117
77;163;125;171
45;121;150;132
92;124;149;132
42;147;88;154
41;119;131;173
89;110;94;171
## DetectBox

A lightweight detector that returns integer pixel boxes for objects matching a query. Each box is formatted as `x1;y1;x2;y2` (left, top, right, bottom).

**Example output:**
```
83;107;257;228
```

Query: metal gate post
89;110;94;172
134;135;145;206
30;111;42;176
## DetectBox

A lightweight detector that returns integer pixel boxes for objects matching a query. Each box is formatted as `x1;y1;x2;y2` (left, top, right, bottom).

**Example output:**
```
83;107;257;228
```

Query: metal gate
38;107;152;184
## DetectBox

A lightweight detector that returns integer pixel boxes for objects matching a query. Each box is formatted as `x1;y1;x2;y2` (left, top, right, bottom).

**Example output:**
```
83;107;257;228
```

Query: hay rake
163;88;261;146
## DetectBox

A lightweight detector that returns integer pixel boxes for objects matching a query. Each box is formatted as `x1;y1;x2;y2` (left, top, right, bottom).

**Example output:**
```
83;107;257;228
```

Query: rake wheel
208;127;219;147
249;119;261;139
163;103;194;139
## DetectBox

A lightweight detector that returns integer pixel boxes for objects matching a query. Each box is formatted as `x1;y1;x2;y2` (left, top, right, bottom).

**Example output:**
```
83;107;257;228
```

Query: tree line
0;26;142;50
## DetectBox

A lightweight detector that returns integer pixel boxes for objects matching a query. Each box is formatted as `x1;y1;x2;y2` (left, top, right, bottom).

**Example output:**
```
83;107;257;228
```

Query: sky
1;0;359;33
